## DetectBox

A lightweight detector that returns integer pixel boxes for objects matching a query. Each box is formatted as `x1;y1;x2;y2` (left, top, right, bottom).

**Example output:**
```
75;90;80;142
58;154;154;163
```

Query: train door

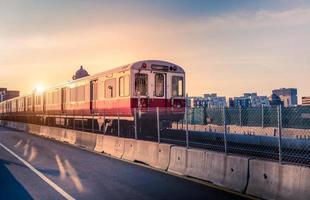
154;73;167;107
61;88;66;113
90;79;98;113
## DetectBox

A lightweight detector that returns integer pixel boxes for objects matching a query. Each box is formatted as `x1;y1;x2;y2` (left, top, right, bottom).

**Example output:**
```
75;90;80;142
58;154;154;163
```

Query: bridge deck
0;127;249;200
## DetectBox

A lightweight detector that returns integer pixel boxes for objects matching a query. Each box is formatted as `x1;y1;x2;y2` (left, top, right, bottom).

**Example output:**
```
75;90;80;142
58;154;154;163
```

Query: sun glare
34;84;45;93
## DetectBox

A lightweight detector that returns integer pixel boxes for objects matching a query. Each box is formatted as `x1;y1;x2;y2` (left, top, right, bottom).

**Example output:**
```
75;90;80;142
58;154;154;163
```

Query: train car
25;94;34;113
11;98;18;113
0;60;185;133
62;60;185;118
45;87;62;115
34;91;44;114
0;101;4;115
17;96;26;113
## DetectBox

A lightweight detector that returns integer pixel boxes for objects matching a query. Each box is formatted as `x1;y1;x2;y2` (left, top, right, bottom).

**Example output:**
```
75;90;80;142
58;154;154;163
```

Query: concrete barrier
185;148;206;179
62;129;77;144
16;123;27;132
48;127;65;141
135;140;159;166
246;159;310;200
168;146;187;175
185;149;249;192
75;131;97;150
40;126;49;137
122;139;137;161
134;141;172;170
156;143;172;170
205;152;248;192
28;124;41;135
100;135;124;158
94;135;105;153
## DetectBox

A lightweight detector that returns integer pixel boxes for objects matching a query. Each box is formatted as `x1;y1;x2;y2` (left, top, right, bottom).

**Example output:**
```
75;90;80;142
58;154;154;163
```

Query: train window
155;73;164;97
172;76;184;97
119;76;129;97
105;78;116;98
70;88;76;102
36;96;41;105
77;85;85;101
135;74;148;96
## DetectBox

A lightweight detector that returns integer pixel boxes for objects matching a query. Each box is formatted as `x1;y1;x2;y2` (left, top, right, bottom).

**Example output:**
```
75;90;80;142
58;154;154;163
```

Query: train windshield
172;76;184;97
155;73;165;97
135;73;148;96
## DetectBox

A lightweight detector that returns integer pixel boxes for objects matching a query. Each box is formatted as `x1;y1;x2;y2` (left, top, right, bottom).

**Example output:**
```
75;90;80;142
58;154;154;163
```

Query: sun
34;84;46;93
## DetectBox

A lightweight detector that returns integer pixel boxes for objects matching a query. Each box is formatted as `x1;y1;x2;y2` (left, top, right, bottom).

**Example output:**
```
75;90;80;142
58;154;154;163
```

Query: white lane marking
28;146;38;162
55;155;67;181
23;141;30;157
0;143;75;200
65;160;84;192
14;140;22;148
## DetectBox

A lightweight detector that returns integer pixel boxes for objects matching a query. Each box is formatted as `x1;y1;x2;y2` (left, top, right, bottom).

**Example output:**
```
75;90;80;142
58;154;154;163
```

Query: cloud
0;5;309;98
194;7;310;31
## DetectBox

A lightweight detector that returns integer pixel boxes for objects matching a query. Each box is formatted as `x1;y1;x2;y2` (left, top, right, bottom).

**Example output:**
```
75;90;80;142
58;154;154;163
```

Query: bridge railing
0;105;309;166
163;105;310;166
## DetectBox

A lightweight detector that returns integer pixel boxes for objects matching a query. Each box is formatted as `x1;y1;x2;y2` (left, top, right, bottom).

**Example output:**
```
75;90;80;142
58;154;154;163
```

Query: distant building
72;66;89;80
189;93;227;108
229;93;270;108
189;97;205;108
204;94;227;108
0;88;20;102
269;94;283;106
302;97;310;106
272;88;297;107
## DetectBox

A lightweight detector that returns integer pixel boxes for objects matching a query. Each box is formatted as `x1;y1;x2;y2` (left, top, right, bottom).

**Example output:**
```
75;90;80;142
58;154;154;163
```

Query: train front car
130;60;186;134
131;60;185;113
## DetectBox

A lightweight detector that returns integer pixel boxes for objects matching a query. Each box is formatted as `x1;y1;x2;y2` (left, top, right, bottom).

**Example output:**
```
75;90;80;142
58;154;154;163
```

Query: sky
0;0;309;101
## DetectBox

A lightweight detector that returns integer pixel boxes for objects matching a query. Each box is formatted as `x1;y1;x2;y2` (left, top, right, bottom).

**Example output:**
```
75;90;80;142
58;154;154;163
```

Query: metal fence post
156;107;160;143
73;112;75;130
92;113;94;133
223;106;228;154
134;108;137;139
65;114;68;129
117;110;120;137
60;114;62;128
261;105;264;128
185;106;189;149
277;105;282;164
239;106;242;126
82;114;84;131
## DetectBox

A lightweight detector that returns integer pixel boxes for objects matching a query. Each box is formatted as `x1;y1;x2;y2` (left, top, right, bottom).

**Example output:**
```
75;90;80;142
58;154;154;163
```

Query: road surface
0;127;251;200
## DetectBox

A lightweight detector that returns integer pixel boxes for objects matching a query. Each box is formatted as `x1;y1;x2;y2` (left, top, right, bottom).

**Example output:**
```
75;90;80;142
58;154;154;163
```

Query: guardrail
1;120;309;200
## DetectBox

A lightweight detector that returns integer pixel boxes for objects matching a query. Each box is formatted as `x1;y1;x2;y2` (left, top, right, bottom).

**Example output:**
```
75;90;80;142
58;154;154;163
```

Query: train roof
68;60;185;82
0;60;185;101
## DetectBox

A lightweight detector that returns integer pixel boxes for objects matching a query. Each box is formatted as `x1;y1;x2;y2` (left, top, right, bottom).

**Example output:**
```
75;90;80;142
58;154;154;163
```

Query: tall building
230;93;270;108
204;93;227;108
269;94;283;106
189;94;227;108
272;88;297;107
0;88;20;102
302;97;310;106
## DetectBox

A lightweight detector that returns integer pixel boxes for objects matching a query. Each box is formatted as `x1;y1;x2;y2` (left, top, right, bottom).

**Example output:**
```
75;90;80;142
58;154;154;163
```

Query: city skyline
0;0;309;100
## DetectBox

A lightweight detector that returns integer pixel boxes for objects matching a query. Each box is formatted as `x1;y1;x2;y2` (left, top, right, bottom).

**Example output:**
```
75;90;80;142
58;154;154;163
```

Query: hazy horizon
0;0;309;101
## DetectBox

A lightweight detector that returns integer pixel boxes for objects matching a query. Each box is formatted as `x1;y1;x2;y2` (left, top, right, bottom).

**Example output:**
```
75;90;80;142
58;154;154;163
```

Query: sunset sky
0;0;309;101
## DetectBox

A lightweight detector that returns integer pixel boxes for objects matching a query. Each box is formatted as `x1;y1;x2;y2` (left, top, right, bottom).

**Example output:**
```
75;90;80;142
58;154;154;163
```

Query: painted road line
0;143;75;200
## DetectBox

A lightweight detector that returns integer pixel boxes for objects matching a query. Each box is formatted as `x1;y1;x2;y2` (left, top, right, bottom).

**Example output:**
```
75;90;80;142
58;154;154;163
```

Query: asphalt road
0;127;250;200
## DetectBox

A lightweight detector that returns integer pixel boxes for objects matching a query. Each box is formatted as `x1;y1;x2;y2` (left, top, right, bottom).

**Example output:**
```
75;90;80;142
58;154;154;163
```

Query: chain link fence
1;105;309;166
167;105;310;166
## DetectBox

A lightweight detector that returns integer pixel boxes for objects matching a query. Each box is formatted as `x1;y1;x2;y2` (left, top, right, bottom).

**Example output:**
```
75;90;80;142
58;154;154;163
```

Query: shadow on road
0;159;33;200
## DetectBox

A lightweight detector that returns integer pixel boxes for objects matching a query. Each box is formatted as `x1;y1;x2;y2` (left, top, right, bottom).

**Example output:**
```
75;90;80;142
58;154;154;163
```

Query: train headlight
141;63;147;69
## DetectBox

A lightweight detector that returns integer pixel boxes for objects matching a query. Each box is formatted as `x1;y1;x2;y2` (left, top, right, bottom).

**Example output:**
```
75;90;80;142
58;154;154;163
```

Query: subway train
0;60;186;135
